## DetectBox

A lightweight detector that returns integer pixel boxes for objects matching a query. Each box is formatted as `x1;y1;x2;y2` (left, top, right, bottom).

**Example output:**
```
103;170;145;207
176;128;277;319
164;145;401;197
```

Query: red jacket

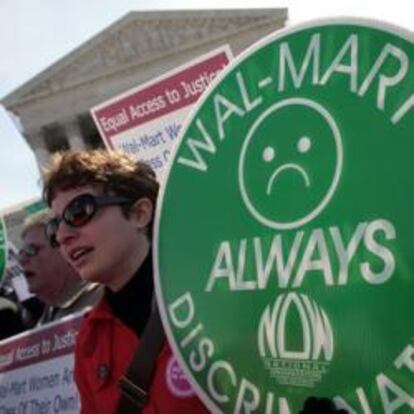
74;298;209;413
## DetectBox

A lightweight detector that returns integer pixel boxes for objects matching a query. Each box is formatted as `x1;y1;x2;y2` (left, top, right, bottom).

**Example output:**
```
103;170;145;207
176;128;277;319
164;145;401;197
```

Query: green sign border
0;217;8;283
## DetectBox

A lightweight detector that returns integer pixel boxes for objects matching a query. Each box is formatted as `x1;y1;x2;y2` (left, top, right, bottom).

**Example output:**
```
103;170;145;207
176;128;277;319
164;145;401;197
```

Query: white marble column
65;118;86;150
30;130;50;171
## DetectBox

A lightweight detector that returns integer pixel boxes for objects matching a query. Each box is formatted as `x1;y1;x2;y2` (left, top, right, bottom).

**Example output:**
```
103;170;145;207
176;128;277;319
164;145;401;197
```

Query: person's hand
300;397;348;414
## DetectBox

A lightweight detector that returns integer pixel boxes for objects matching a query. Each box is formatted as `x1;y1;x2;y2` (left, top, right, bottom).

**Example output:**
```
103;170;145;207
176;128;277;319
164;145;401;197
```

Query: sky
0;0;413;212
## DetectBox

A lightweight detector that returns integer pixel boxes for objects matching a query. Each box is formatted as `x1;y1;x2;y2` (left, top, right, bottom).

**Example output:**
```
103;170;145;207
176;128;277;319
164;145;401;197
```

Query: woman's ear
129;197;154;229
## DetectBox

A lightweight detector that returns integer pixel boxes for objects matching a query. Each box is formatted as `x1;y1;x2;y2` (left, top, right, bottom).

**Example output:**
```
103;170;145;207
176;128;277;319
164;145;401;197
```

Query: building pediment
2;9;287;107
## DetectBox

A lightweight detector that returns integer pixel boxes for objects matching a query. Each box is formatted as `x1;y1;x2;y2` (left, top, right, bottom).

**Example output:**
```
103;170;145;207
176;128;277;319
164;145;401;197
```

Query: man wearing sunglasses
19;210;103;325
42;150;207;414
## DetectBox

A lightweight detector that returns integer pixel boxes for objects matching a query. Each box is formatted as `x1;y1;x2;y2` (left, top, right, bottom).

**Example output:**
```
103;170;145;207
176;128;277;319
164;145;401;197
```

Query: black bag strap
117;305;165;414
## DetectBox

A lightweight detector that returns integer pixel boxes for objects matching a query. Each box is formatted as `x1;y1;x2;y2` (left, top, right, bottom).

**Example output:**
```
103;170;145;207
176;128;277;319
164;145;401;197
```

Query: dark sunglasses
46;193;131;247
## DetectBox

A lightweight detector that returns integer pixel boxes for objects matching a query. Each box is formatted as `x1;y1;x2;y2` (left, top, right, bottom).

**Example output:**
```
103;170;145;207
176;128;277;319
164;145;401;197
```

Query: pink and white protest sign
91;45;232;181
0;314;84;414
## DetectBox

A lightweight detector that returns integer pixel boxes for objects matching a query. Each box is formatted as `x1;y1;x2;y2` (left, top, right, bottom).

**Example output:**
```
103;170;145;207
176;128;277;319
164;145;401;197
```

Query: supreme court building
1;8;287;247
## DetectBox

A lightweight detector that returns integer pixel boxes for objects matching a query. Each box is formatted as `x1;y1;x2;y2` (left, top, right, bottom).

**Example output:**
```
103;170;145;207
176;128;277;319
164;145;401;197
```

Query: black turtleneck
105;252;154;337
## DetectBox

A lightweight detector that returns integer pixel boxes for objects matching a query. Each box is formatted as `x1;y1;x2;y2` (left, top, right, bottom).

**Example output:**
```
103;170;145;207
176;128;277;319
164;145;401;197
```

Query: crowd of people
0;149;346;414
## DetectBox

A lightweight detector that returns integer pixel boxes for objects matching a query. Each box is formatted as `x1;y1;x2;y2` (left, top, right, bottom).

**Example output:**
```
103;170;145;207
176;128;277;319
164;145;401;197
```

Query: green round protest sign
0;218;7;282
155;20;414;413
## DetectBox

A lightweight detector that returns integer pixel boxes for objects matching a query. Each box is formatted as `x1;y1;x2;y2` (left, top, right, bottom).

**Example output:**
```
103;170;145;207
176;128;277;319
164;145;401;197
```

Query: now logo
258;292;334;362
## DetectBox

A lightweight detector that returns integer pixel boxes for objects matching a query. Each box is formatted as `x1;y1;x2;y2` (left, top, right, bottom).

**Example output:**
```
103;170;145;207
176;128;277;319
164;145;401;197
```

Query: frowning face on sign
239;98;343;230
